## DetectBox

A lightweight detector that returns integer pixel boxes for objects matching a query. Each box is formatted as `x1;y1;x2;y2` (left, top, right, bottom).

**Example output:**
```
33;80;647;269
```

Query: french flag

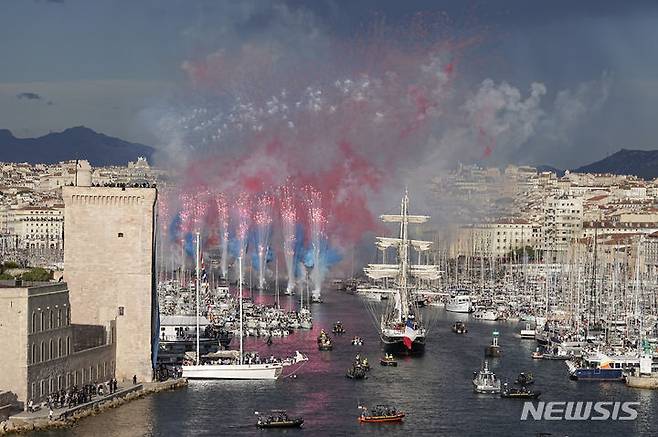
403;318;416;350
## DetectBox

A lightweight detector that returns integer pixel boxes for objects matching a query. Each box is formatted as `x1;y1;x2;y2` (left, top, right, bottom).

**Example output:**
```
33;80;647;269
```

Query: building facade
0;282;115;406
62;174;157;382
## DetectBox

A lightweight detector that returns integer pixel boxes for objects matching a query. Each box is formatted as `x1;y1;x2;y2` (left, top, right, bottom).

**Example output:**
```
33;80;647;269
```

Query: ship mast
398;192;410;320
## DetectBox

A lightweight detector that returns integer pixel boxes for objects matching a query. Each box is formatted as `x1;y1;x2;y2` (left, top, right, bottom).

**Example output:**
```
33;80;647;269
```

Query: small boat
256;410;304;428
351;336;364;346
354;355;370;371
501;384;541;399
346;364;368;380
473;308;499;321
542;345;571;360
514;372;535;386
452;321;467;334
484;331;501;358
380;354;398;367
520;323;535;339
332;321;346;335
358;405;405;423
531;348;544;359
317;330;333;351
473;360;501;394
445;294;474;313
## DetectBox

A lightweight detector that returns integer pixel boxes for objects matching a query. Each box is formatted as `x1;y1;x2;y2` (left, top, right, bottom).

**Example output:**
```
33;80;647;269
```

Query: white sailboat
364;191;440;355
182;232;306;380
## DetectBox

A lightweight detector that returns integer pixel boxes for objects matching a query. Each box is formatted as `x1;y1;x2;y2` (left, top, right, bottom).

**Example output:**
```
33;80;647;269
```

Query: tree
20;268;53;282
0;272;13;280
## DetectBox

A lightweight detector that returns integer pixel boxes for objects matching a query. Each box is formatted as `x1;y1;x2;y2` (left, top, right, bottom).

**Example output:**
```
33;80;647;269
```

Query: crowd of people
27;379;121;414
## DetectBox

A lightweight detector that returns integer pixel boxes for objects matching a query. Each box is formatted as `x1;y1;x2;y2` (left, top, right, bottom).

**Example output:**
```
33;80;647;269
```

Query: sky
2;0;658;169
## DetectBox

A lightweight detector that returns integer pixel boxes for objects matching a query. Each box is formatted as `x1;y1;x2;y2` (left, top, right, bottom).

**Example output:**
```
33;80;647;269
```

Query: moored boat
567;352;638;381
445;294;474;313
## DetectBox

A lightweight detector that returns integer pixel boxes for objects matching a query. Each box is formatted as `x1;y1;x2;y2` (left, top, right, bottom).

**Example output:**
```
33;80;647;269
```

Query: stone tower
63;170;157;382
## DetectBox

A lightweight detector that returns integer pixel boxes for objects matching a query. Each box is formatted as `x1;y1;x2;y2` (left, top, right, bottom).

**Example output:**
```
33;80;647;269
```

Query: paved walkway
10;384;142;422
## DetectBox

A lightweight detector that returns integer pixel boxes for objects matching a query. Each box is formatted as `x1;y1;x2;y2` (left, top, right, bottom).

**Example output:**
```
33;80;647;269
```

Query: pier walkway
9;383;143;423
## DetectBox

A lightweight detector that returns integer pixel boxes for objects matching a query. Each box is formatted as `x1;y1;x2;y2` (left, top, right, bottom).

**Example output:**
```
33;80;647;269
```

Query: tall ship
364;192;440;355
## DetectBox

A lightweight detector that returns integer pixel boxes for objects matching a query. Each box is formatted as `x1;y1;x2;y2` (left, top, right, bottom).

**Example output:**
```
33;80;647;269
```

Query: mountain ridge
0;126;155;166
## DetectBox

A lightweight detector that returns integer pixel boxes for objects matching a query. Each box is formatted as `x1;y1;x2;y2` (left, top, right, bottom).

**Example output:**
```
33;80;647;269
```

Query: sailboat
182;232;307;380
364;191;440;355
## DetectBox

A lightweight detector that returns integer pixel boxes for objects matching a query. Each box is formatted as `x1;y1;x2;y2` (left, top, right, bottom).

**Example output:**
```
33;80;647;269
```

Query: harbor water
30;291;658;437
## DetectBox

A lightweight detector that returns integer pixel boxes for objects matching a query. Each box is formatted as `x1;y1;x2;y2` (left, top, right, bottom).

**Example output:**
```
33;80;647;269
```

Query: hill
573;149;658;180
0;126;154;166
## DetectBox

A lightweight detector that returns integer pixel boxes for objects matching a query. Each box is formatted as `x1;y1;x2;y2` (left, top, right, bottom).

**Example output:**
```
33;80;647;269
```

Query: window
118;232;124;238
50;311;54;330
40;380;46;397
118;306;125;316
41;341;46;362
40;312;45;332
66;336;71;355
58;338;63;357
49;339;54;360
57;309;61;328
31;312;37;333
67;307;71;325
31;344;37;364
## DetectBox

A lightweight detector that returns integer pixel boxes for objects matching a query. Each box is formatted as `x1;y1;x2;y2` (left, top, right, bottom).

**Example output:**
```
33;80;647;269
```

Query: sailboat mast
399;193;409;320
195;231;201;366
239;255;244;364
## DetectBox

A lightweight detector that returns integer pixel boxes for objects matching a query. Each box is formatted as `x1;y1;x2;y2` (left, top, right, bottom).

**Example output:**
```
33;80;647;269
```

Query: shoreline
0;378;187;435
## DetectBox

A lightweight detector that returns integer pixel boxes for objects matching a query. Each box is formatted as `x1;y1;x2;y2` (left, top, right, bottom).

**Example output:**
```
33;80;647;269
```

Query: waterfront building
0;281;115;406
62;165;158;383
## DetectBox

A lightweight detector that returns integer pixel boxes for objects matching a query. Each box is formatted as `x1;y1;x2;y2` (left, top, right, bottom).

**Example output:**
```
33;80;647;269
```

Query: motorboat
531;347;544;359
472;308;499;321
452;321;467;334
473;361;501;394
520;323;535;339
484;331;501;358
501;383;541;399
346;364;368;380
445;294;474;313
358;405;405;423
380;354;398;366
351;336;364;346
317;330;334;351
256;411;304;428
514;372;535;386
333;321;346;335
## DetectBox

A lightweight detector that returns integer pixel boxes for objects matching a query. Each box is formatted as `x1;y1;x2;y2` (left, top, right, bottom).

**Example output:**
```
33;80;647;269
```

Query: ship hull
380;334;426;355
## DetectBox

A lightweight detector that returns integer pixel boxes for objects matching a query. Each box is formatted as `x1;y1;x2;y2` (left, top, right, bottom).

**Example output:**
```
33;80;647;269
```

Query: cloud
16;92;42;100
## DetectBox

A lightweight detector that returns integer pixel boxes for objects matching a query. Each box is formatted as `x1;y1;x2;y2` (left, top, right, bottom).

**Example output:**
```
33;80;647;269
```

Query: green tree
2;261;19;269
0;272;13;280
20;268;53;282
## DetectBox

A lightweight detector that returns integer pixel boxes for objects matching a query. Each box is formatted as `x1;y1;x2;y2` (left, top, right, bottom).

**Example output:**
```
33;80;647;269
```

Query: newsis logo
521;401;640;421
